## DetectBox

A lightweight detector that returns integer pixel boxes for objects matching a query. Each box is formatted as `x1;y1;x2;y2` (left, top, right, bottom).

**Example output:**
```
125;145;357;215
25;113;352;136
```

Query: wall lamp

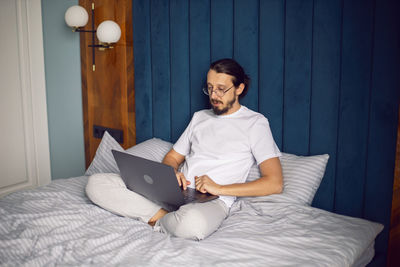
65;4;121;71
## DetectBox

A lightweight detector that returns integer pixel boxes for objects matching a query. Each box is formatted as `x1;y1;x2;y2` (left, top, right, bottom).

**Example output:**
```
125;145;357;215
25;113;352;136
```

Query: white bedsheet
0;176;383;266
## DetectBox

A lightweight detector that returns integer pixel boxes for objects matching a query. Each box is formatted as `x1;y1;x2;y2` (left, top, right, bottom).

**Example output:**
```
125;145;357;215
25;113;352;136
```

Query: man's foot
148;208;168;226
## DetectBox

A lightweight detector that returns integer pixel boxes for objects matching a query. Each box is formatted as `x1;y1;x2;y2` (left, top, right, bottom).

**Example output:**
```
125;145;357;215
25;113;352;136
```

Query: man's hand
162;149;188;190
195;175;222;195
176;171;190;190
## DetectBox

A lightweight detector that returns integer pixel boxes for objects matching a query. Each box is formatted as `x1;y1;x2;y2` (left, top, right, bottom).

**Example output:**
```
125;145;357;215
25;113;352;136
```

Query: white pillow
85;133;173;176
85;131;124;176
125;138;172;162
244;153;329;205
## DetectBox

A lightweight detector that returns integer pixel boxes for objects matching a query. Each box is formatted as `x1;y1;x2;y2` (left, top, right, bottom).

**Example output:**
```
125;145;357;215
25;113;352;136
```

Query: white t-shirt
173;105;281;207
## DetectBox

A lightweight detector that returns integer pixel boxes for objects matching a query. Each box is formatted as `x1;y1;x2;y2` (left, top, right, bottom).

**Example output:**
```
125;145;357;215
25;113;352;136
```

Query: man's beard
211;97;236;115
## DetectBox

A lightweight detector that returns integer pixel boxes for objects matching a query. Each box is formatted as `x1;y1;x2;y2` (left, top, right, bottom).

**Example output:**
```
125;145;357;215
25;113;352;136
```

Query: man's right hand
176;171;190;190
162;148;188;189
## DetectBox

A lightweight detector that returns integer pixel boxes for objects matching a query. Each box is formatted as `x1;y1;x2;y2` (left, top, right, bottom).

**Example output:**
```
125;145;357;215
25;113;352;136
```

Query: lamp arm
74;29;96;33
91;3;95;71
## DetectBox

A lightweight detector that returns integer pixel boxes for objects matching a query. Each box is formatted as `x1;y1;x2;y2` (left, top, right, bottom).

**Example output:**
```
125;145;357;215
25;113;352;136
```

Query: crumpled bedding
0;176;383;266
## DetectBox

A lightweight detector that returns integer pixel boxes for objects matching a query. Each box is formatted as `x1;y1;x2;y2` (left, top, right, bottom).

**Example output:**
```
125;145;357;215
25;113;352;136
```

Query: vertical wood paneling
189;0;211;116
150;0;171;140
80;0;135;165
170;0;190;142
210;0;233;62
283;0;313;155
335;0;374;217
309;0;342;211
233;0;258;111
133;0;152;143
364;0;400;260
258;0;285;149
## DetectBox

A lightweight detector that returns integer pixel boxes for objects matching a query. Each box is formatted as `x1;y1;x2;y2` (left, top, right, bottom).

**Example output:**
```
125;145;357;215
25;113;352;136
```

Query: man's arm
162;149;185;170
162;149;190;190
195;157;283;196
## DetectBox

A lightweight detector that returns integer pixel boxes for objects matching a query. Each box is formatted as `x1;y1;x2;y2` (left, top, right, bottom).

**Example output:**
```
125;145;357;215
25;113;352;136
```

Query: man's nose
210;90;219;97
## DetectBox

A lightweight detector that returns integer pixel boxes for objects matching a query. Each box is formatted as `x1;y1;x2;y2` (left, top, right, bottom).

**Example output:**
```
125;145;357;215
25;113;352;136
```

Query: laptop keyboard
182;188;197;202
181;188;216;203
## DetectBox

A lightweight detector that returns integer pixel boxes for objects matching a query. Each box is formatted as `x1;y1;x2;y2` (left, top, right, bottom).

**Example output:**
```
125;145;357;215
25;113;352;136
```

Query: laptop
112;150;218;210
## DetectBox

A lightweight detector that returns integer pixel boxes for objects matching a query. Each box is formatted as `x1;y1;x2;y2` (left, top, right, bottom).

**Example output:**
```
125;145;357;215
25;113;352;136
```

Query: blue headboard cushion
132;0;400;265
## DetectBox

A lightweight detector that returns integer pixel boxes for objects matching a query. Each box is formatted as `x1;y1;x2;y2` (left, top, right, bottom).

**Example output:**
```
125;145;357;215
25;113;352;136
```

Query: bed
0;133;383;266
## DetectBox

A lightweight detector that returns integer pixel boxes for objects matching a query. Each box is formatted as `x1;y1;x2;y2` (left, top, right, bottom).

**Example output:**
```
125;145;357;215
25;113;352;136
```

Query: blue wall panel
133;0;152;143
150;0;171;140
309;0;342;210
132;0;400;263
189;0;211;115
283;0;313;155
211;0;234;62
170;0;191;142
335;0;374;217
259;0;284;149
233;0;259;111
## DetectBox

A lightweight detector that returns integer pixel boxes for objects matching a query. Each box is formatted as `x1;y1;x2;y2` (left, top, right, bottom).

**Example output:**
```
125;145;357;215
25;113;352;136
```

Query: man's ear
235;83;245;96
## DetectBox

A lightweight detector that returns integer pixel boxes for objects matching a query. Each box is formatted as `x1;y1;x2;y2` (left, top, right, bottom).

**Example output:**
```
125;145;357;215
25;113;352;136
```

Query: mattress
0;176;383;266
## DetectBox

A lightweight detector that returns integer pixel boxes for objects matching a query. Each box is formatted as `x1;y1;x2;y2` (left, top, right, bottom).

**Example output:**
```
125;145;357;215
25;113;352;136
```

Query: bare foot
148;208;168;226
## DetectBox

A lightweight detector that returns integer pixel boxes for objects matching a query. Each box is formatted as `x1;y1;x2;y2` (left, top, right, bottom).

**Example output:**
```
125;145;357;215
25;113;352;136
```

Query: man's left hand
195;175;222;195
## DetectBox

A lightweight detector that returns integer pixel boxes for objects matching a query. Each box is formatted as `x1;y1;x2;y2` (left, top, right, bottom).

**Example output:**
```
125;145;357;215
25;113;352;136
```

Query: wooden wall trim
388;107;400;265
79;0;135;167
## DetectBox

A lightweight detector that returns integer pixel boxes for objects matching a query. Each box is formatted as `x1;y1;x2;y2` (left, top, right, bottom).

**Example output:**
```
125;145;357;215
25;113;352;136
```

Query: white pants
86;173;228;240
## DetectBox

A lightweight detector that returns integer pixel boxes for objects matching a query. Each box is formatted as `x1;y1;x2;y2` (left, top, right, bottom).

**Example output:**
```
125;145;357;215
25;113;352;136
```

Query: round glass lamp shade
96;21;121;43
65;5;89;28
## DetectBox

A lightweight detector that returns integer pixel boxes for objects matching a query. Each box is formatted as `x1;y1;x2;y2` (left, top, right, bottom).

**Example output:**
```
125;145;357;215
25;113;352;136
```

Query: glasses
202;85;234;97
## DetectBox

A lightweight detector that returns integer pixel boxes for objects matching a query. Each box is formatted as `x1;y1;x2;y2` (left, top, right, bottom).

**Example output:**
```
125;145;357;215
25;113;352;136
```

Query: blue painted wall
133;0;400;265
41;0;85;179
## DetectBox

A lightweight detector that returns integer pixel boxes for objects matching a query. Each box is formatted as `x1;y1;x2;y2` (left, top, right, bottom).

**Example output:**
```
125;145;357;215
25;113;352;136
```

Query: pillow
85;133;173;176
125;138;172;162
85;131;124;176
244;153;329;205
86;134;328;206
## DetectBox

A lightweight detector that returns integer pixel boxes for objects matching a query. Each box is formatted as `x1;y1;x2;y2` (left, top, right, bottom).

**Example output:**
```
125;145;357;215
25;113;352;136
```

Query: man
86;58;283;240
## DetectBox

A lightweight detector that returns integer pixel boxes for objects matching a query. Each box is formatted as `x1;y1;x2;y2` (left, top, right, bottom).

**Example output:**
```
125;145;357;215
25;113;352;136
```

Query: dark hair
209;58;250;98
